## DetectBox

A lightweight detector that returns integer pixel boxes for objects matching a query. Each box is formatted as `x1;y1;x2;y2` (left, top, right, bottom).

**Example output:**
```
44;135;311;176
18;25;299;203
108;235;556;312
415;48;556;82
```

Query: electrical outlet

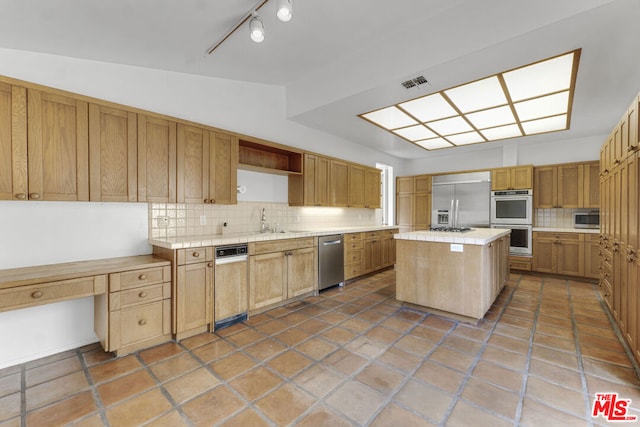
157;216;169;227
200;215;207;225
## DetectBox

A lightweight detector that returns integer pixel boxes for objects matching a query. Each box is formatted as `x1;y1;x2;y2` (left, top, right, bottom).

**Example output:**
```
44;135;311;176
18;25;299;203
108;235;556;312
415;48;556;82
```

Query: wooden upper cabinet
348;164;365;207
209;132;238;205
89;104;137;202
316;156;329;206
364;167;381;209
177;124;209;204
534;166;557;208
414;175;431;193
396;176;414;194
491;166;532;190
137;115;176;203
0;83;27;201
330;159;349;206
27;89;89;201
582;161;600;209
414;192;431;230
625;100;639;156
557;164;581;208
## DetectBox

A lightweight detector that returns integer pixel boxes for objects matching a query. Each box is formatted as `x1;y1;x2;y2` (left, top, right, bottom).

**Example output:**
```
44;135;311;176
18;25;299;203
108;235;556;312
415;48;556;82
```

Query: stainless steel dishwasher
318;234;344;290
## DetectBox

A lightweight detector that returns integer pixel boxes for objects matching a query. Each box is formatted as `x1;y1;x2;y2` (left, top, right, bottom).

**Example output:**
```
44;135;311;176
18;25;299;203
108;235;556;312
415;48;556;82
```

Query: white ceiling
1;0;638;160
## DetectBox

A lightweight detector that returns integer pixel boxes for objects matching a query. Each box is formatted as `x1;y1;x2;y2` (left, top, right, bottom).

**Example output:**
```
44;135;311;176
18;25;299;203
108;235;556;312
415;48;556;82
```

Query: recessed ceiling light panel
358;49;580;153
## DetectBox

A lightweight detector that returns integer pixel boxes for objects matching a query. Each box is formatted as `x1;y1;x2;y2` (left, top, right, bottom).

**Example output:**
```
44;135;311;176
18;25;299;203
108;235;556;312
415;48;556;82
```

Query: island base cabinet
395;238;508;321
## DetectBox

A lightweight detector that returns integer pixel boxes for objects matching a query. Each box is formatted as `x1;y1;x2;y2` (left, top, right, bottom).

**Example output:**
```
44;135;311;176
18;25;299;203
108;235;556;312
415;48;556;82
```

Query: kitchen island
394;228;510;322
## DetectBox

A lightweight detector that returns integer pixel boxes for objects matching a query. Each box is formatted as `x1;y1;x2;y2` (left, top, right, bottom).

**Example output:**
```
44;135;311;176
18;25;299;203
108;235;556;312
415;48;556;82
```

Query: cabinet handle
29;193;41;200
138;274;147;280
628;145;638;152
138;319;147;326
614;159;621;165
626;247;635;255
211;199;216;204
138;292;147;298
14;193;27;200
207;262;213;267
192;251;200;258
627;255;635;263
204;199;210;203
31;291;43;299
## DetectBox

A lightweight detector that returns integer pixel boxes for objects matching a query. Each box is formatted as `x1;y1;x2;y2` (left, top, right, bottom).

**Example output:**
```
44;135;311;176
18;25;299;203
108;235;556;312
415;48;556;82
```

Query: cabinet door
177;124;209;204
249;252;286;310
138;115;176;203
396;193;414;231
316;156;330;206
557;239;585;276
27;89;89;201
382;235;397;266
210;132;238;204
414;175;432;193
0;83;27;200
330;160;349;206
287;247;316;298
584;241;601;279
364;167;381;208
612;126;623;167
629;98;639;154
364;239;383;273
532;237;555;273
396;176;414;194
301;153;317;206
89;104;137;202
348;164;365;207
176;261;212;333
413;193;431;230
491;168;511;191
582;161;600;209
557;164;581;208
512;166;533;189
214;260;248;322
533;166;556;208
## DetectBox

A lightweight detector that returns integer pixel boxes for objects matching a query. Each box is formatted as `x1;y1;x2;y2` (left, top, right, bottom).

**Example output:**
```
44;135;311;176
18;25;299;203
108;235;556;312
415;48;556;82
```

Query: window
376;163;394;225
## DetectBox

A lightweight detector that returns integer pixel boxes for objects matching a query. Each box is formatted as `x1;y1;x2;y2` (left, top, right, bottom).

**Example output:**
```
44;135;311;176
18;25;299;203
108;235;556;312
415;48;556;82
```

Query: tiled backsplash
149;202;382;238
534;208;579;228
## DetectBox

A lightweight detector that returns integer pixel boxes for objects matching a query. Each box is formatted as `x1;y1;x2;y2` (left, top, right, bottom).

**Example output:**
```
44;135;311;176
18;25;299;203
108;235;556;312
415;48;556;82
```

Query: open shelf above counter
238;139;303;175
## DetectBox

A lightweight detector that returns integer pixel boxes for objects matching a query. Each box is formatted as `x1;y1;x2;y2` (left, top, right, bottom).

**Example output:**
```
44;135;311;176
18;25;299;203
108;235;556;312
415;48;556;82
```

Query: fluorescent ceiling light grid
358;49;579;152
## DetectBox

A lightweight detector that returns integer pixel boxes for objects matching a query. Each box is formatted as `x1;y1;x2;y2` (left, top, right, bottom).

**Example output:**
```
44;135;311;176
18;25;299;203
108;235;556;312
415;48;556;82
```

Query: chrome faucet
260;208;269;233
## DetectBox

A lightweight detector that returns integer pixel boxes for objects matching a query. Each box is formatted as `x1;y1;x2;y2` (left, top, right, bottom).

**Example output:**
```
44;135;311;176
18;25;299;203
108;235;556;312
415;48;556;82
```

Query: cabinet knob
192;251;200;258
204;199;211;203
211;199;216;204
14;193;27;200
628;145;638;152
627;255;635;263
207;262;213;267
138;274;147;280
29;193;41;200
31;291;43;299
138;319;147;326
138;292;147;298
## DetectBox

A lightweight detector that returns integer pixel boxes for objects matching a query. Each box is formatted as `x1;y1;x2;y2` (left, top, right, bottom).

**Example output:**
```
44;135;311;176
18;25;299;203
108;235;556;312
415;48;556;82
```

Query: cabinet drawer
110;282;170;311
509;260;532;271
345;263;362;280
177;247;213;265
344;233;362;242
587;233;601;242
110;266;170;291
115;300;170;348
346;241;363;251
364;231;381;239
534;232;583;241
344;250;362;265
250;237;315;255
0;276;103;312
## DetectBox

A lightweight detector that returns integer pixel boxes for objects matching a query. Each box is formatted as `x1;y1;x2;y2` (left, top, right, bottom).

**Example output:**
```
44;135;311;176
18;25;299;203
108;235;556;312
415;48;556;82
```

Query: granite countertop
394;228;511;246
150;225;399;249
532;227;600;234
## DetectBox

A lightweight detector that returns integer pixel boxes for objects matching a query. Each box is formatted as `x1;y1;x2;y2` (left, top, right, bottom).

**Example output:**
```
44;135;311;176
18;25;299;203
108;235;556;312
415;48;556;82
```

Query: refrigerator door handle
449;200;454;227
454;200;460;228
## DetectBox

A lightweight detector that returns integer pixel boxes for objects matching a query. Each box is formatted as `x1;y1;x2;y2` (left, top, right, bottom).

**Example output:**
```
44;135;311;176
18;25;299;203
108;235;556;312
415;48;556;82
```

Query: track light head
249;13;265;43
276;0;293;22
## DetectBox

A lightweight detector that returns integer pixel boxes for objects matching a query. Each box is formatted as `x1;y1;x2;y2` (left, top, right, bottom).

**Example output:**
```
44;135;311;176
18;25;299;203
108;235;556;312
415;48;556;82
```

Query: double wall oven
490;189;533;256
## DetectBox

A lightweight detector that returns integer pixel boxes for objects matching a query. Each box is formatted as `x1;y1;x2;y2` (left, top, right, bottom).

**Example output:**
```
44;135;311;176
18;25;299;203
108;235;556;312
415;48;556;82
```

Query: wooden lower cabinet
532;232;586;277
214;256;248;323
344;233;364;280
346;229;397;280
584;234;601;279
508;256;532;271
248;238;317;311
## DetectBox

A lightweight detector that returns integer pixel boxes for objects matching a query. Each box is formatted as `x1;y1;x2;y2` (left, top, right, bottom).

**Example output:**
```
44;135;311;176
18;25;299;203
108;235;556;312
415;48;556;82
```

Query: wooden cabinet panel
214;258;248;322
137;115;176;203
89;104;137;202
491;168;511;191
249;252;286;310
316;156;330;206
533;238;555;273
582;161;600;209
27;89;89;201
363;238;383;273
396;176;414;194
177;124;209;204
584;239;601;279
535;163;595;209
414;175;431;193
557;164;581;208
557;239;584;276
115;300;170;351
210;132;238;205
414;193;431;230
492;166;532;190
330;159;349;206
287;247;315;298
534;166;556;208
348;164;365;207
533;232;585;277
0;83;27;200
0;276;98;312
396;193;413;230
176;261;212;334
364;167;381;208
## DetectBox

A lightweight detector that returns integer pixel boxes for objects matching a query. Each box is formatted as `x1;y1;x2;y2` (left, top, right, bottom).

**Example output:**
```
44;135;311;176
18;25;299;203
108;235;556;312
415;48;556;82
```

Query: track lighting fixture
276;0;293;22
249;13;265;43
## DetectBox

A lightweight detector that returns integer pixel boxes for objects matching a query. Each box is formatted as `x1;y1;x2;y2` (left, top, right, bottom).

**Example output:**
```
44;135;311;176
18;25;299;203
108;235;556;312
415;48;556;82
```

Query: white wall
0;202;149;368
237;170;288;203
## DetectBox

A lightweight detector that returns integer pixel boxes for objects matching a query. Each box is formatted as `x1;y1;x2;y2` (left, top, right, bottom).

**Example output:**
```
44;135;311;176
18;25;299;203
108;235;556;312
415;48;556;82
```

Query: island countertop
394;228;511;246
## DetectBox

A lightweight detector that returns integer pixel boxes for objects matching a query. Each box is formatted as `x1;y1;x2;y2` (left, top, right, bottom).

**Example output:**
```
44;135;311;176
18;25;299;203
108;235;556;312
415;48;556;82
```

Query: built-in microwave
490;190;533;225
574;211;600;229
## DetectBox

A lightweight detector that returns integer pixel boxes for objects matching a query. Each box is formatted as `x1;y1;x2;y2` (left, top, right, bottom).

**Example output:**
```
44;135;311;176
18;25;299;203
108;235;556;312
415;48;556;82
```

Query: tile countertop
532;227;600;234
149;225;399;249
394;228;511;246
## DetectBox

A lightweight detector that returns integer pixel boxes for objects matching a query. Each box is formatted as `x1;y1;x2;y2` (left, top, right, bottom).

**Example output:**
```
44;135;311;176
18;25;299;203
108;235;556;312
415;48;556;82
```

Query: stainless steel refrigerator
431;171;491;228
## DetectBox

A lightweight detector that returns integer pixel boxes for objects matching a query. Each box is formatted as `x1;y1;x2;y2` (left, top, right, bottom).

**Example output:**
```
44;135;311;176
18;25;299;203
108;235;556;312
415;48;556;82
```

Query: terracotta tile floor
2;270;640;426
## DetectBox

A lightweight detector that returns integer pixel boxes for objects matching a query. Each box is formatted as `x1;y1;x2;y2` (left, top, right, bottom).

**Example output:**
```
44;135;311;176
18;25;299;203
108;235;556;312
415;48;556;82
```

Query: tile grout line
76;349;111;427
512;275;545;426
20;363;26;427
567;280;597;427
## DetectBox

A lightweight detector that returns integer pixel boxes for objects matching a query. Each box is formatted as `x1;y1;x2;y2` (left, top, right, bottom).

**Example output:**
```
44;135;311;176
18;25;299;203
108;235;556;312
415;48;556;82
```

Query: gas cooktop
429;226;473;233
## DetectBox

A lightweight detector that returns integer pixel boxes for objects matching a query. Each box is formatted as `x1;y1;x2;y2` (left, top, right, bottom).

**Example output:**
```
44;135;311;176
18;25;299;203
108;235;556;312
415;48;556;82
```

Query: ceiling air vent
401;75;429;89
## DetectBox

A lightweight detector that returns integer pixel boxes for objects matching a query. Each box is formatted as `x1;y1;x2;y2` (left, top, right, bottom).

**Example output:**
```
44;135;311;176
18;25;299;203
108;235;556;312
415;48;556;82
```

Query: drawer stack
103;263;171;355
344;233;364;280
